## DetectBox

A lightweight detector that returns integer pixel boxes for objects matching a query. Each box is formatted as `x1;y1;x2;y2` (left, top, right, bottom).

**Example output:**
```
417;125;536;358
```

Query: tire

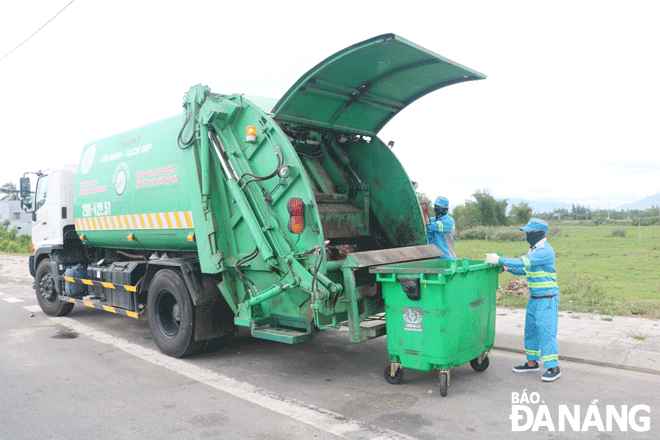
470;355;490;372
147;269;198;358
384;365;404;384
439;372;448;397
35;258;74;317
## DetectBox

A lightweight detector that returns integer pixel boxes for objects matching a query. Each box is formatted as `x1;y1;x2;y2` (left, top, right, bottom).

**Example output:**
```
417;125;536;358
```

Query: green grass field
456;224;660;318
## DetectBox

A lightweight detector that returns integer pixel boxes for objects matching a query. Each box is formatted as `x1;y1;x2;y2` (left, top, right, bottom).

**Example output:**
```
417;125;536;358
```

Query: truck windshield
35;175;48;211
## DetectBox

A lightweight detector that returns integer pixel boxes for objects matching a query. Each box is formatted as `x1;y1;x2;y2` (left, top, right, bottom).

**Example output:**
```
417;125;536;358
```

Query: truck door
31;174;49;247
32;171;64;248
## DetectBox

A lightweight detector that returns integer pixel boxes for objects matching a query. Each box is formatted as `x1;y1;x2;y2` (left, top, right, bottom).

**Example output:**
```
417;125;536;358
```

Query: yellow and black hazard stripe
60;296;141;319
75;211;194;231
62;275;138;292
59;276;141;319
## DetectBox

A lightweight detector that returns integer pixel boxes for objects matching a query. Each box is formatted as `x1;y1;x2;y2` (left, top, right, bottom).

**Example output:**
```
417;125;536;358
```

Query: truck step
251;327;313;344
359;321;387;339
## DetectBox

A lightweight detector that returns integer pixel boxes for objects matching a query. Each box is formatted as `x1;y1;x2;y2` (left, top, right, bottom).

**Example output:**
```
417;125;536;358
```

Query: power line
0;0;76;62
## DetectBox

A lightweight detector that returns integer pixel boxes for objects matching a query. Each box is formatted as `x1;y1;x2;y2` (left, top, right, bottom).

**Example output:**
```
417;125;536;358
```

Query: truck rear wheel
147;269;198;358
35;258;74;317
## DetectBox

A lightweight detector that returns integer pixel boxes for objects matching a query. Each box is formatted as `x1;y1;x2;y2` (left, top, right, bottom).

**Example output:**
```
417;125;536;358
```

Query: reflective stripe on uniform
523;268;558;289
525;270;557;279
528;281;559;289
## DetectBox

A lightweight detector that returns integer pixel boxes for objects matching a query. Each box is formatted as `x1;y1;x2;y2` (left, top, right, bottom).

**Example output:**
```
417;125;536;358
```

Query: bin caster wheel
384;365;403;384
439;371;449;397
470;355;490;372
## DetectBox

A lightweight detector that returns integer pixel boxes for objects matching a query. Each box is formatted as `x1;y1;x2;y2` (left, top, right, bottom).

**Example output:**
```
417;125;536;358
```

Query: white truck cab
31;165;77;249
21;164;77;276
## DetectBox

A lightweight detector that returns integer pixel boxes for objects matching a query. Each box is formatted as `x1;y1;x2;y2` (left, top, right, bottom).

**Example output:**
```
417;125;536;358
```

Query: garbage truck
20;34;498;394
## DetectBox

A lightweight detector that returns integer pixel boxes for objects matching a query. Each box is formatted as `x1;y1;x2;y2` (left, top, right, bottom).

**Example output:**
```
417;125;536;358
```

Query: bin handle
455;257;470;274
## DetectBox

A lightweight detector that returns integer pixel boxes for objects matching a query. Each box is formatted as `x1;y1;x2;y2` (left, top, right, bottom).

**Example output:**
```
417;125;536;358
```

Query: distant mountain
503;198;573;215
614;193;660;211
500;193;660;214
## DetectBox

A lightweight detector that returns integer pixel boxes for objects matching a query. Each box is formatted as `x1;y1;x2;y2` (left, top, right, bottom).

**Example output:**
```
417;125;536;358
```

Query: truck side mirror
21;198;33;211
20;177;33;211
20;177;31;198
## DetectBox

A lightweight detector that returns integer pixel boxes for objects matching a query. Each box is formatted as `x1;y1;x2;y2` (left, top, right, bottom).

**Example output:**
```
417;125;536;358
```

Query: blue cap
521;218;548;233
434;196;449;207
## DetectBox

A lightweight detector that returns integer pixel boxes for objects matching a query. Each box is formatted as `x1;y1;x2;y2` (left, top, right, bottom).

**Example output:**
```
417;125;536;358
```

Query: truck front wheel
35;258;74;317
147;269;198;358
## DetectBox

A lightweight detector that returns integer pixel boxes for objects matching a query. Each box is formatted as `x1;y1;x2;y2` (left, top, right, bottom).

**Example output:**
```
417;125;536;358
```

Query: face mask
435;206;448;217
526;230;546;247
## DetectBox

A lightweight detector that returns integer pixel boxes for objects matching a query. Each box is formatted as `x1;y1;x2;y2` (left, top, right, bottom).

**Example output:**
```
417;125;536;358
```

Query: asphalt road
1;257;658;439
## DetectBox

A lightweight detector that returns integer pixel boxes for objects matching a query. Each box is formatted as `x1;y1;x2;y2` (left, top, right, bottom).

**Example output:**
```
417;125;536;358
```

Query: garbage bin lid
343;245;441;269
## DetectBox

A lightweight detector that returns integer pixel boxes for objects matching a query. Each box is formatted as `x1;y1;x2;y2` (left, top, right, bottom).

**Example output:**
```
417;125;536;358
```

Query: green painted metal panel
74;115;199;252
272;33;486;135
199;93;329;325
341;136;428;248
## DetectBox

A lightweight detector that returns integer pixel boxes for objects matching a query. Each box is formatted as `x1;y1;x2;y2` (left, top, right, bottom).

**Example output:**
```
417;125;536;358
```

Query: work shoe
512;362;540;373
542;367;561;382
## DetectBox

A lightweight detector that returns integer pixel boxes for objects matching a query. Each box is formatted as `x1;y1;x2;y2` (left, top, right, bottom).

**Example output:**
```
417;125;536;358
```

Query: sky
1;0;659;211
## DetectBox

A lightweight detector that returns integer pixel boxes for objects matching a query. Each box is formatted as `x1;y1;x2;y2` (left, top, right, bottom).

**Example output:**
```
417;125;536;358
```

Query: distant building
0;201;32;236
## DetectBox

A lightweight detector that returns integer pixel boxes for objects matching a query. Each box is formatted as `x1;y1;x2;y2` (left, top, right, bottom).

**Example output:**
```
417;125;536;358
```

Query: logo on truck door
80;145;96;175
113;163;130;196
114;169;127;196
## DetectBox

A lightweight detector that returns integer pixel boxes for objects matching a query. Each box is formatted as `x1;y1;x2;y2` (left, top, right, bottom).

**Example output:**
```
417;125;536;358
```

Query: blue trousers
524;295;559;369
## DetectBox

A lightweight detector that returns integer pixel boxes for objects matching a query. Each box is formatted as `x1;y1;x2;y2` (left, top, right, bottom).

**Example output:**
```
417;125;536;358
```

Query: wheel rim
39;273;57;304
155;289;180;339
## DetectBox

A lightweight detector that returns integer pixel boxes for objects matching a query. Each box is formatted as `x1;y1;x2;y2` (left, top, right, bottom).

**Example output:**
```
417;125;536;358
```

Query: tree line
534;205;660;226
418;189;532;232
418;189;660;232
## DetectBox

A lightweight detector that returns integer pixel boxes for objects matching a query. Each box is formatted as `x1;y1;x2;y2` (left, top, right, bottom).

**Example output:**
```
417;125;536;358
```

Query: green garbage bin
371;258;500;396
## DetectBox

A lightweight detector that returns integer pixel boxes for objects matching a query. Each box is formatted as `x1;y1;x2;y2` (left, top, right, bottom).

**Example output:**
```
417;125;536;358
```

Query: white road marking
23;305;42;313
2;297;24;303
48;316;416;440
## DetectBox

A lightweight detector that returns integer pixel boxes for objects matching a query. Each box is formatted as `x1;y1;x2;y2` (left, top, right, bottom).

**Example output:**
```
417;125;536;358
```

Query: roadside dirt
0;254;32;286
503;278;529;297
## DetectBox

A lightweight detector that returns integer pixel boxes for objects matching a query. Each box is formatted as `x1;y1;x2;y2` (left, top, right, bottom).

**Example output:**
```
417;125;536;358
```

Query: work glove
484;253;500;265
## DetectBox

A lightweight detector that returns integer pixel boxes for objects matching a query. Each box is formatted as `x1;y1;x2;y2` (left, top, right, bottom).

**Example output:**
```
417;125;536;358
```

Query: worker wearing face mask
427;196;456;260
485;218;561;382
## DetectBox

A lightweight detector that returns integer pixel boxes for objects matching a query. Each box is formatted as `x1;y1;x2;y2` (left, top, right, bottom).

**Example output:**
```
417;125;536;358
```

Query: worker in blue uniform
485;218;561;382
427;196;456;260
